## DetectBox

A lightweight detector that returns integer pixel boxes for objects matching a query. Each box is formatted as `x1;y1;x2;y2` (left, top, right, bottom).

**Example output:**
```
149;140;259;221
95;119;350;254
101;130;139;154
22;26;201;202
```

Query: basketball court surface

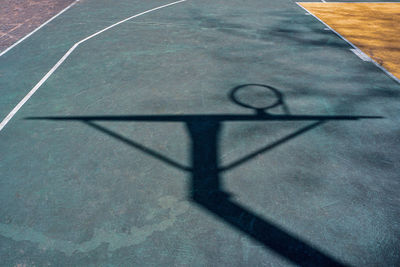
1;0;399;266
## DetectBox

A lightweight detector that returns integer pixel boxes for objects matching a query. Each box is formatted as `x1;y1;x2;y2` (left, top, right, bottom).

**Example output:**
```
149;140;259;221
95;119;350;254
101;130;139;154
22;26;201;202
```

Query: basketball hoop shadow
28;84;382;266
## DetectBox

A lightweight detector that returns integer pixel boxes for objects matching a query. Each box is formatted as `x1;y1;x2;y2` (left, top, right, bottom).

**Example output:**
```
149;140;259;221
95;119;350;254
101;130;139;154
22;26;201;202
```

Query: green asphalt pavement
1;0;400;266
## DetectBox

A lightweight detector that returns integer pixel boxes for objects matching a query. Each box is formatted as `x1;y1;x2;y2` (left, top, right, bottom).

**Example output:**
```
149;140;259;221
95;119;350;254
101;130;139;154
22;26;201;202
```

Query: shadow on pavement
27;84;382;267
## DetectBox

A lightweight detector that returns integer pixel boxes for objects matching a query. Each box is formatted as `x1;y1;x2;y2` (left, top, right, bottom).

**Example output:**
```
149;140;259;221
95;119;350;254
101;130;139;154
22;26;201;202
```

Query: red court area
0;0;76;52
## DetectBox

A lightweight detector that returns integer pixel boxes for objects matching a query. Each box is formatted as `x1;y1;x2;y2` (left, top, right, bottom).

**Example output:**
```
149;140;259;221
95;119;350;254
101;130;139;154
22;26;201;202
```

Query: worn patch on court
298;2;400;81
0;0;76;53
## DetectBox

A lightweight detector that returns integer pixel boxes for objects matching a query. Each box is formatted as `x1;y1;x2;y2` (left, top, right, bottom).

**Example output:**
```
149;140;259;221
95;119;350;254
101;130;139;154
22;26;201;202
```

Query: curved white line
0;0;187;132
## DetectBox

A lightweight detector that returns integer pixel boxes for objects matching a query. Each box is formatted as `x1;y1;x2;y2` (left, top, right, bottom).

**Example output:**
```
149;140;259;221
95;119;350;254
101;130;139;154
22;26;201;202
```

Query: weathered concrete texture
0;0;399;266
0;0;76;52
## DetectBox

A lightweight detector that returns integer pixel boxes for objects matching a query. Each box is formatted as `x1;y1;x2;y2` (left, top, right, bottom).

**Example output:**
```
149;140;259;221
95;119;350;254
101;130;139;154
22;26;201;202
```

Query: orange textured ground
298;2;400;80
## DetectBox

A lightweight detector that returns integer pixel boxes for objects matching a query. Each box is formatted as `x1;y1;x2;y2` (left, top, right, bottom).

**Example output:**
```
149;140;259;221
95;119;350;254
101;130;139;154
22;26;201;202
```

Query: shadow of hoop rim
229;84;284;112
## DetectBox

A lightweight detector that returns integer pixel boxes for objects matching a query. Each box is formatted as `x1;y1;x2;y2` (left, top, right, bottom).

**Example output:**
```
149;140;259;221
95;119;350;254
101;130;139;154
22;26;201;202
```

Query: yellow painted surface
298;2;400;80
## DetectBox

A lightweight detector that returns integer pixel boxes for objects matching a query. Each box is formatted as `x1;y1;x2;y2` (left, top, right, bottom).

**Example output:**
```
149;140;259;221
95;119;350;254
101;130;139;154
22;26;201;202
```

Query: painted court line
296;2;400;85
0;0;80;57
350;48;371;62
0;0;187;132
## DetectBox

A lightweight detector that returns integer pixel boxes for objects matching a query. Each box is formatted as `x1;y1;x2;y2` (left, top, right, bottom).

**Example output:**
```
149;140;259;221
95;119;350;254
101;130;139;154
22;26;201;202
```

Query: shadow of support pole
186;119;347;266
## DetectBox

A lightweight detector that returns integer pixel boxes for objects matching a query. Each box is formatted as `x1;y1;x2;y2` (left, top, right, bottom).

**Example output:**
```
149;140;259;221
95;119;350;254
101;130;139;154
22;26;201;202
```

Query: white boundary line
0;0;80;57
296;2;400;84
350;48;371;61
0;0;187;132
